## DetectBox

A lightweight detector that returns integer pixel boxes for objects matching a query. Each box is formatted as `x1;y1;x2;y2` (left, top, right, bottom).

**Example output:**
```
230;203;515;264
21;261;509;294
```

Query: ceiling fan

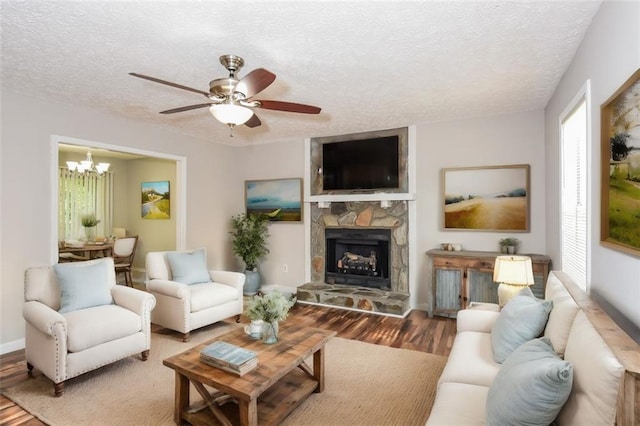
130;54;321;135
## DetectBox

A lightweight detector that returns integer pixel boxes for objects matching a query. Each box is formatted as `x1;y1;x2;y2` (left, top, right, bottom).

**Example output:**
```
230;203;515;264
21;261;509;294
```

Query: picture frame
245;178;303;222
141;181;170;219
600;68;640;257
442;164;530;231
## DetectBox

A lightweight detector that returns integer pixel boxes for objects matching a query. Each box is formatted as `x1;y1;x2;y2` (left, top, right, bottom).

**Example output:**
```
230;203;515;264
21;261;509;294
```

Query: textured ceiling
1;1;601;146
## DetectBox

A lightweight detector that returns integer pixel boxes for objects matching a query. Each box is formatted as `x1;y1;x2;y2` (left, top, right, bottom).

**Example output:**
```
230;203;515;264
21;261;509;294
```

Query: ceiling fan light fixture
209;103;253;126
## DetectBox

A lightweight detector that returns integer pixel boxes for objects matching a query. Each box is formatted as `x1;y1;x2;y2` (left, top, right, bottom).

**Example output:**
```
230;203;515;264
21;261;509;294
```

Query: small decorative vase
84;226;96;243
507;245;516;254
262;321;279;345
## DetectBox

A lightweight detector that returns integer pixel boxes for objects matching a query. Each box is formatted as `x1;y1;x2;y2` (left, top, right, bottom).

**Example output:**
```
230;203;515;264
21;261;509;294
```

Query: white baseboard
1;338;25;355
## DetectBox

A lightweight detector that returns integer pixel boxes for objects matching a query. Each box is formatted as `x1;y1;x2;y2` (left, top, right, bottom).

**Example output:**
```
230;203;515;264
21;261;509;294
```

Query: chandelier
66;152;110;175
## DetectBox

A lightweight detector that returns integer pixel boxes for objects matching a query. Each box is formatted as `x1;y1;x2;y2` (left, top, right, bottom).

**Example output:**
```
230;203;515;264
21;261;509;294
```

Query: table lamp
493;255;534;307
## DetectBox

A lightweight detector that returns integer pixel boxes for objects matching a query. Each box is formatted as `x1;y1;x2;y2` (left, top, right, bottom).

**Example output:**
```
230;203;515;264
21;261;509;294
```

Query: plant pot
243;270;261;295
84;226;96;243
507;246;516;254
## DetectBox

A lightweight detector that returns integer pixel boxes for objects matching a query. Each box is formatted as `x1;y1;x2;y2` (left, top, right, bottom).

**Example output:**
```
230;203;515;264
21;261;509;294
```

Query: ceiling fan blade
257;100;321;114
244;113;262;128
129;73;210;97
235;68;276;98
159;103;213;114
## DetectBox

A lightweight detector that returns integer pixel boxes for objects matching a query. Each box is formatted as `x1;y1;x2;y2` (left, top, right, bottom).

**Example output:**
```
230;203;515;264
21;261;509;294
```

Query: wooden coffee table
163;323;336;426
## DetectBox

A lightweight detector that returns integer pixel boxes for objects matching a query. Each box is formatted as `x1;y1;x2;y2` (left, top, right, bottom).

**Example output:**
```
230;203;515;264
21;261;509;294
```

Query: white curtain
58;168;113;241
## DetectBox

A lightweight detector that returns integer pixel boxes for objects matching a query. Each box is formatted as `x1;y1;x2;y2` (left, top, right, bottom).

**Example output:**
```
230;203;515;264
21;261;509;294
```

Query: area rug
4;323;447;426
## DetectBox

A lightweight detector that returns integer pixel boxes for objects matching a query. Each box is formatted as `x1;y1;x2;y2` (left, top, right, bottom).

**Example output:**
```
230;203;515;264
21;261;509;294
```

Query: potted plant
81;213;100;242
230;213;270;295
499;237;519;254
246;291;295;344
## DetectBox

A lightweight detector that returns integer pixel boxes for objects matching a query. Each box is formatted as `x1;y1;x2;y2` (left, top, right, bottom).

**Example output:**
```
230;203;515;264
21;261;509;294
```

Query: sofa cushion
438;331;500;388
543;295;579;356
54;259;113;313
64;304;142;352
190;282;239;313
486;337;573;426
426;382;489;425
558;311;624;426
491;291;552;363
166;249;210;285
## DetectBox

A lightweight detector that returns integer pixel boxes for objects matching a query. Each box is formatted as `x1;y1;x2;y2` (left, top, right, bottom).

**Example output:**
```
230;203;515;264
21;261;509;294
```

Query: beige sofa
427;271;640;425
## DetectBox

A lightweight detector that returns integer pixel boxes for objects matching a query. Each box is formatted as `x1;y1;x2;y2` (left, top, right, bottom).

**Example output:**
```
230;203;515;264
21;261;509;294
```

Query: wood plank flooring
0;303;455;426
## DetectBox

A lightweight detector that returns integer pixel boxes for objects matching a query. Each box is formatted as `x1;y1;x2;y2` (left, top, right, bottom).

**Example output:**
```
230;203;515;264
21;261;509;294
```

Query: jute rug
4;323;446;425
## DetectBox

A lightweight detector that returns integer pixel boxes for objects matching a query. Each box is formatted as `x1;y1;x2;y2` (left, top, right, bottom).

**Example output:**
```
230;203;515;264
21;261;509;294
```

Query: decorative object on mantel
245;178;303;222
246;291;295;344
493;255;535;307
442;164;530;231
499;237;519;254
600;68;640;257
230;213;270;295
80;213;100;242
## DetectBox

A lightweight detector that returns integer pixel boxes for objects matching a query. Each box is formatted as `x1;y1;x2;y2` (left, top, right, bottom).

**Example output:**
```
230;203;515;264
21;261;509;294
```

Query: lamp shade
493;255;534;286
209;103;253;126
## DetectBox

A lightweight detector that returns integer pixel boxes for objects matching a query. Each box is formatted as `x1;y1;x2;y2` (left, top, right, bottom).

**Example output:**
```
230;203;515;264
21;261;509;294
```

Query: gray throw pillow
166;248;211;285
486;337;573;425
491;291;552;363
54;259;113;313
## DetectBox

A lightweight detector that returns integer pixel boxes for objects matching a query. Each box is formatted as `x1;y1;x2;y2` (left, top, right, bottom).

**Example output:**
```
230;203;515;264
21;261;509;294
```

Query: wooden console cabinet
426;249;551;317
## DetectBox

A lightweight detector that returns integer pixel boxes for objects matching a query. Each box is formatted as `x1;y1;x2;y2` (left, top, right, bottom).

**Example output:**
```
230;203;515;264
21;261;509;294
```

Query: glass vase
84;226;96;243
262;321;279;344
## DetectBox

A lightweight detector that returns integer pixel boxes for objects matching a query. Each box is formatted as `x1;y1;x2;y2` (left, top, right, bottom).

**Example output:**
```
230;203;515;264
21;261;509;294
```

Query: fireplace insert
325;228;391;290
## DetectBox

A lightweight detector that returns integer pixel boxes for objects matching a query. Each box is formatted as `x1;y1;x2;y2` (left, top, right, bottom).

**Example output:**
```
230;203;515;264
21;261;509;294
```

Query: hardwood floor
0;303;456;426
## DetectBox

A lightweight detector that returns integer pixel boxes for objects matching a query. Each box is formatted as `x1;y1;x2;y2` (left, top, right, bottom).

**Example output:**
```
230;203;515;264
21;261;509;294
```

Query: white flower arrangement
246;291;295;323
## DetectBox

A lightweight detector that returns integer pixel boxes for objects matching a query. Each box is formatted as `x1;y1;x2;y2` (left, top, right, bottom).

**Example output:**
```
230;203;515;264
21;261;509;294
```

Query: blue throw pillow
486;337;573;425
54;259;113;313
166;249;210;285
491;291;552;363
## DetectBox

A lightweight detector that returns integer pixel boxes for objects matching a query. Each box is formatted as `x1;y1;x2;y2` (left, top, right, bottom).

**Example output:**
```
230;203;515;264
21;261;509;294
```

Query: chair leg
27;362;34;378
236;314;241;323
182;332;190;342
141;350;149;361
128;270;133;287
54;381;65;397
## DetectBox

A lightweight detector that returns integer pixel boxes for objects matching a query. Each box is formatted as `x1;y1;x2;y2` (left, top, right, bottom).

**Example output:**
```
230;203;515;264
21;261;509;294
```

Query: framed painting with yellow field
442;164;530;231
601;68;640;257
141;181;170;219
245;178;303;222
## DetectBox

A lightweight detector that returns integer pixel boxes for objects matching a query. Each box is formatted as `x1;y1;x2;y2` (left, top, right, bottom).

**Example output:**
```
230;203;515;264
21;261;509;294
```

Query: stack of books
200;341;258;376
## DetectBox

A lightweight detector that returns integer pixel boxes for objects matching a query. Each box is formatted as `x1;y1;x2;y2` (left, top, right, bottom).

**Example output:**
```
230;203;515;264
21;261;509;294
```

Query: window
560;83;590;290
58;168;113;241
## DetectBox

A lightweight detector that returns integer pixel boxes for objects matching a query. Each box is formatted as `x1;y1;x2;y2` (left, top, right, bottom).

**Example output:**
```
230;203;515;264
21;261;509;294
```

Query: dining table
58;242;114;261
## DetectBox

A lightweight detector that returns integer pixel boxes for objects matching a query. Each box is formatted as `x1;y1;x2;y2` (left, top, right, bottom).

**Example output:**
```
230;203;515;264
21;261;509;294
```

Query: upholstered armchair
145;248;245;342
23;257;156;396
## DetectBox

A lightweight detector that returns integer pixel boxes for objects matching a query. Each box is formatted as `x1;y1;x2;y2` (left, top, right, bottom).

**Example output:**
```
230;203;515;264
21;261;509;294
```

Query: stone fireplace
296;200;410;315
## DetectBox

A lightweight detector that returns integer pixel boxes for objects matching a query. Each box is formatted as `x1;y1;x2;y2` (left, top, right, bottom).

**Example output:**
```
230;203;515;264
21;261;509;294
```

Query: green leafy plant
230;213;270;271
81;213;100;227
499;237;519;247
246;291;295;323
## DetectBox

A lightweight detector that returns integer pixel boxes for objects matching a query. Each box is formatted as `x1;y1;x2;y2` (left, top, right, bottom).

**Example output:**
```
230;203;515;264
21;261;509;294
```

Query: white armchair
23;257;156;396
145;248;245;342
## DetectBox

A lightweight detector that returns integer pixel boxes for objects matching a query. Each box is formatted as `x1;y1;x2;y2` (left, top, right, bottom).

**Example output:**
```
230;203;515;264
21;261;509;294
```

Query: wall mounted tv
322;136;399;191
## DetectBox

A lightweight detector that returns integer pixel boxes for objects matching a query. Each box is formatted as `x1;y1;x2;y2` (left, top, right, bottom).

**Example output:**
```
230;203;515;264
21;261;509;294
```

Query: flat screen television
322;136;399;191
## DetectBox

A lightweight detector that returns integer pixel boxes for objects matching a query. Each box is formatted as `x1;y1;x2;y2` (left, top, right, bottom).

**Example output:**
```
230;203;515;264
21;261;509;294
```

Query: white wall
414;110;547;310
545;1;640;337
0;89;240;350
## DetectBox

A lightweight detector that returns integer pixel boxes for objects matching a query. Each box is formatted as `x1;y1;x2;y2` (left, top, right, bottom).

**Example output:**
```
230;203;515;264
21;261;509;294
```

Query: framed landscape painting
442;165;530;231
601;68;640;257
141;181;170;219
245;178;303;222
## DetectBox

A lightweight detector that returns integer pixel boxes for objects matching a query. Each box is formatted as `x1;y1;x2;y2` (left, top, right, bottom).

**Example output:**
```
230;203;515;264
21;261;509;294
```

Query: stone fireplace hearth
296;200;411;316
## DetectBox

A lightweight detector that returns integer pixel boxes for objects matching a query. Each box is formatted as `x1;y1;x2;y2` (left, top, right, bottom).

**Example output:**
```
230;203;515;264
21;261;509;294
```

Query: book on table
200;341;258;376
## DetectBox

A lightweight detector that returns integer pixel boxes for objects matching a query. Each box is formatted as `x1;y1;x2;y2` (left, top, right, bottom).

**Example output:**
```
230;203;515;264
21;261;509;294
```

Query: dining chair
113;235;138;287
